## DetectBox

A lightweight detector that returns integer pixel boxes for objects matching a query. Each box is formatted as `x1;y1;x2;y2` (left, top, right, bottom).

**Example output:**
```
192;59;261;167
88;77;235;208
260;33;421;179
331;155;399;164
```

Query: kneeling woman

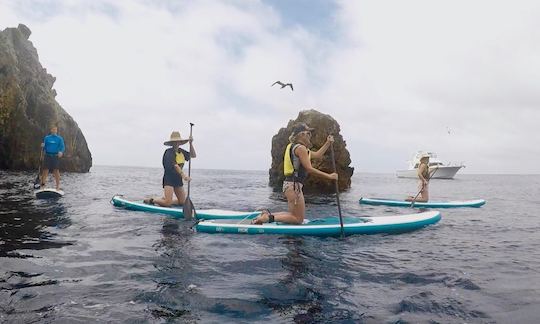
145;131;196;207
252;123;338;225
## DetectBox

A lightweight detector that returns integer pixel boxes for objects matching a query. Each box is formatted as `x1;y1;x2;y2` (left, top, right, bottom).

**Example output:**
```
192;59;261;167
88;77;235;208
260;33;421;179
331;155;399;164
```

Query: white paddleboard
35;188;65;199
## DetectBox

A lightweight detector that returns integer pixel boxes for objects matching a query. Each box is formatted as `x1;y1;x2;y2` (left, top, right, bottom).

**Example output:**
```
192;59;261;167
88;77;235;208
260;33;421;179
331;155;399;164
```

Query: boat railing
444;161;466;167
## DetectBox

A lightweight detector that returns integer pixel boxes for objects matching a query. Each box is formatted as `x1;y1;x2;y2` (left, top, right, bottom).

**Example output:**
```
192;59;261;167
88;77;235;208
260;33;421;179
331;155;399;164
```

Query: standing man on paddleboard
144;131;196;207
252;123;338;225
41;125;65;190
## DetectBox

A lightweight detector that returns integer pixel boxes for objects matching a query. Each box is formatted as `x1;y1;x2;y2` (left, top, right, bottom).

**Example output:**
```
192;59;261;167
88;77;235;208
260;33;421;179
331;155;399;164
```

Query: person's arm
188;136;196;158
58;136;65;158
174;164;185;177
296;145;337;181
174;150;191;182
310;135;334;160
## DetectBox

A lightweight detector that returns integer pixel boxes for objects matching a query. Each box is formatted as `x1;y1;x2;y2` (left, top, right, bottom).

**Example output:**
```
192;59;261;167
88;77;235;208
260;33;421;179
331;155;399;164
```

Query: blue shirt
43;134;65;154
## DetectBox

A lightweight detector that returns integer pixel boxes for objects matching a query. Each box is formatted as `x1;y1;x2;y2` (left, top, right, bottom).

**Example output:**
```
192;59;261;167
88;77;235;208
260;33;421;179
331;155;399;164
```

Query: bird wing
272;81;284;87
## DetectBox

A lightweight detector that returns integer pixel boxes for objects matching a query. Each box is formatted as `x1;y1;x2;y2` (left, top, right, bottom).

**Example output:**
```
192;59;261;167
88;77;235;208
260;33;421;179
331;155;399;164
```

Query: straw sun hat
164;131;189;146
420;153;431;160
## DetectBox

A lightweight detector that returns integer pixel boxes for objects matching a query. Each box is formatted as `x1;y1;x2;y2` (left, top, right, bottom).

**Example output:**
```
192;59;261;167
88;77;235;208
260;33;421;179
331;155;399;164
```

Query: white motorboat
396;151;464;179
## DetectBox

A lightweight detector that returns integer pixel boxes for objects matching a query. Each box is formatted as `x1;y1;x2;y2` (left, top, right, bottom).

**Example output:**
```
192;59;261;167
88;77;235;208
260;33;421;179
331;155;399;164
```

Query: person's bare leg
41;169;49;187
153;186;174;207
420;186;429;202
173;186;186;205
253;188;305;225
413;186;429;202
406;181;427;202
53;169;60;190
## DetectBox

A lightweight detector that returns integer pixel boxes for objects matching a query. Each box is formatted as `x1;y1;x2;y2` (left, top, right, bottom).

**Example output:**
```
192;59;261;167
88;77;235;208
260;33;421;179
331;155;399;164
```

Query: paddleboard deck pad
35;188;65;199
111;195;260;220
359;198;485;208
195;211;441;236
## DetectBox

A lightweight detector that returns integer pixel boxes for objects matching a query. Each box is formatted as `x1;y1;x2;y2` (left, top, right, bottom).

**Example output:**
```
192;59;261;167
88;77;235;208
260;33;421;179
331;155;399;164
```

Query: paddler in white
144;131;196;207
252;123;338;225
405;153;434;202
41;125;65;190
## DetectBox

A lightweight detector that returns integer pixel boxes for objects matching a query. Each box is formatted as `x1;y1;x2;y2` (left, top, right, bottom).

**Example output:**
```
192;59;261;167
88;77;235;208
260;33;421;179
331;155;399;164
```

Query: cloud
1;0;539;173
319;0;540;173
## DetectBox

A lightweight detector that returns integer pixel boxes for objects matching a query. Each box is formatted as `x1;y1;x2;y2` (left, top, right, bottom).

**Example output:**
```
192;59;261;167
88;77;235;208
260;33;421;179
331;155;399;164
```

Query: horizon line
88;164;540;176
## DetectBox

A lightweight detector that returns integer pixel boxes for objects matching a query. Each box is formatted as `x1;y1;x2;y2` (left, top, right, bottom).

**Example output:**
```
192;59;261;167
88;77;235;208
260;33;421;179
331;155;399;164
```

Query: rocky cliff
269;109;354;193
0;24;91;172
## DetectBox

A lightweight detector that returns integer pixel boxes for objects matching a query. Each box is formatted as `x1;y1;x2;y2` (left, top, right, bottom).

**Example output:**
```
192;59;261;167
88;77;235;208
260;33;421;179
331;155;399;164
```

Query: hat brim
164;139;189;146
292;127;315;135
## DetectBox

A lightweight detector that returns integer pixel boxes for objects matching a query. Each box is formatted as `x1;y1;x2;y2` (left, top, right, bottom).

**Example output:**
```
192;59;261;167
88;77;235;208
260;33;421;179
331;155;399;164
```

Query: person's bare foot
143;198;155;205
251;209;271;225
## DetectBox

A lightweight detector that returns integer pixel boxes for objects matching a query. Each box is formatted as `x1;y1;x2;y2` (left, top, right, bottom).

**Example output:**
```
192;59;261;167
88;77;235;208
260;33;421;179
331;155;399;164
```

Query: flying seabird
271;81;293;91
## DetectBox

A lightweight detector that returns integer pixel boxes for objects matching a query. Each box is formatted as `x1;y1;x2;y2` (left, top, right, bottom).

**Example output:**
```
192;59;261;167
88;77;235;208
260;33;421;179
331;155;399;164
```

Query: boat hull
396;166;463;179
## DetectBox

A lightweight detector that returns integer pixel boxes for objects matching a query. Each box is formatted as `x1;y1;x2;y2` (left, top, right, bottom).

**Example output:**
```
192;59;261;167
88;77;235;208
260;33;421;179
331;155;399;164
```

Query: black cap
291;122;315;136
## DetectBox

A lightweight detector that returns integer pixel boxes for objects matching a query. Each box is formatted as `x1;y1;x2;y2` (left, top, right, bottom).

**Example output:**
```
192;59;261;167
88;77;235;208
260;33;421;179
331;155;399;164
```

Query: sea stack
0;24;92;172
269;109;354;193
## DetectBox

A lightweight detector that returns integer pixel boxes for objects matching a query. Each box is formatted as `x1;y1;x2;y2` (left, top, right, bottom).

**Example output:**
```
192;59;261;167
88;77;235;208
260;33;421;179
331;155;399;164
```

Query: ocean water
1;166;539;323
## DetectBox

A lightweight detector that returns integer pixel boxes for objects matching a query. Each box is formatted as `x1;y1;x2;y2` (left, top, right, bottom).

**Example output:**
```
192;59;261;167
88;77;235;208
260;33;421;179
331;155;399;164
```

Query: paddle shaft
411;165;439;206
183;123;195;220
34;149;43;189
330;142;344;238
186;123;194;197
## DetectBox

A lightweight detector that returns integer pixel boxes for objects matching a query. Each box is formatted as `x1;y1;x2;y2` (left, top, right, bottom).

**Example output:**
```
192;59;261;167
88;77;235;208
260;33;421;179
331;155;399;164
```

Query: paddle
330;141;345;238
33;149;43;189
183;123;196;220
410;166;439;207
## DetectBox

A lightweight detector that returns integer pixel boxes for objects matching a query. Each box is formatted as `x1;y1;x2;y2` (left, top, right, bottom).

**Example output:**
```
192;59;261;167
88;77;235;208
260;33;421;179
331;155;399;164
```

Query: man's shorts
43;154;60;171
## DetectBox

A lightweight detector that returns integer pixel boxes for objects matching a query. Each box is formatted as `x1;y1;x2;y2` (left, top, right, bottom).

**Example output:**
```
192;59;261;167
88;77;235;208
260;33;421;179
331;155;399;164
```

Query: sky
1;0;539;174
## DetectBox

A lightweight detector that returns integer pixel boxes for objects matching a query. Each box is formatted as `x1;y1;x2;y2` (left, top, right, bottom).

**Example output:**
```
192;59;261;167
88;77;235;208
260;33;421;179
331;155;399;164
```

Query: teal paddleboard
111;195;260;220
359;197;485;208
195;211;441;236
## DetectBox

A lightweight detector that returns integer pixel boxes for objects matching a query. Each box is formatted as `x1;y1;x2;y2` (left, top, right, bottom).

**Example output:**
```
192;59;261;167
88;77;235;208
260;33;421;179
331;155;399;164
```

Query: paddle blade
183;197;195;220
33;174;41;189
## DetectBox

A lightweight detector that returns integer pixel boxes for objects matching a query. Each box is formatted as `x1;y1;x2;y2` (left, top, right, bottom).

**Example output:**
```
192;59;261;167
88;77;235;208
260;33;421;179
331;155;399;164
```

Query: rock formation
0;24;91;172
269;109;354;192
